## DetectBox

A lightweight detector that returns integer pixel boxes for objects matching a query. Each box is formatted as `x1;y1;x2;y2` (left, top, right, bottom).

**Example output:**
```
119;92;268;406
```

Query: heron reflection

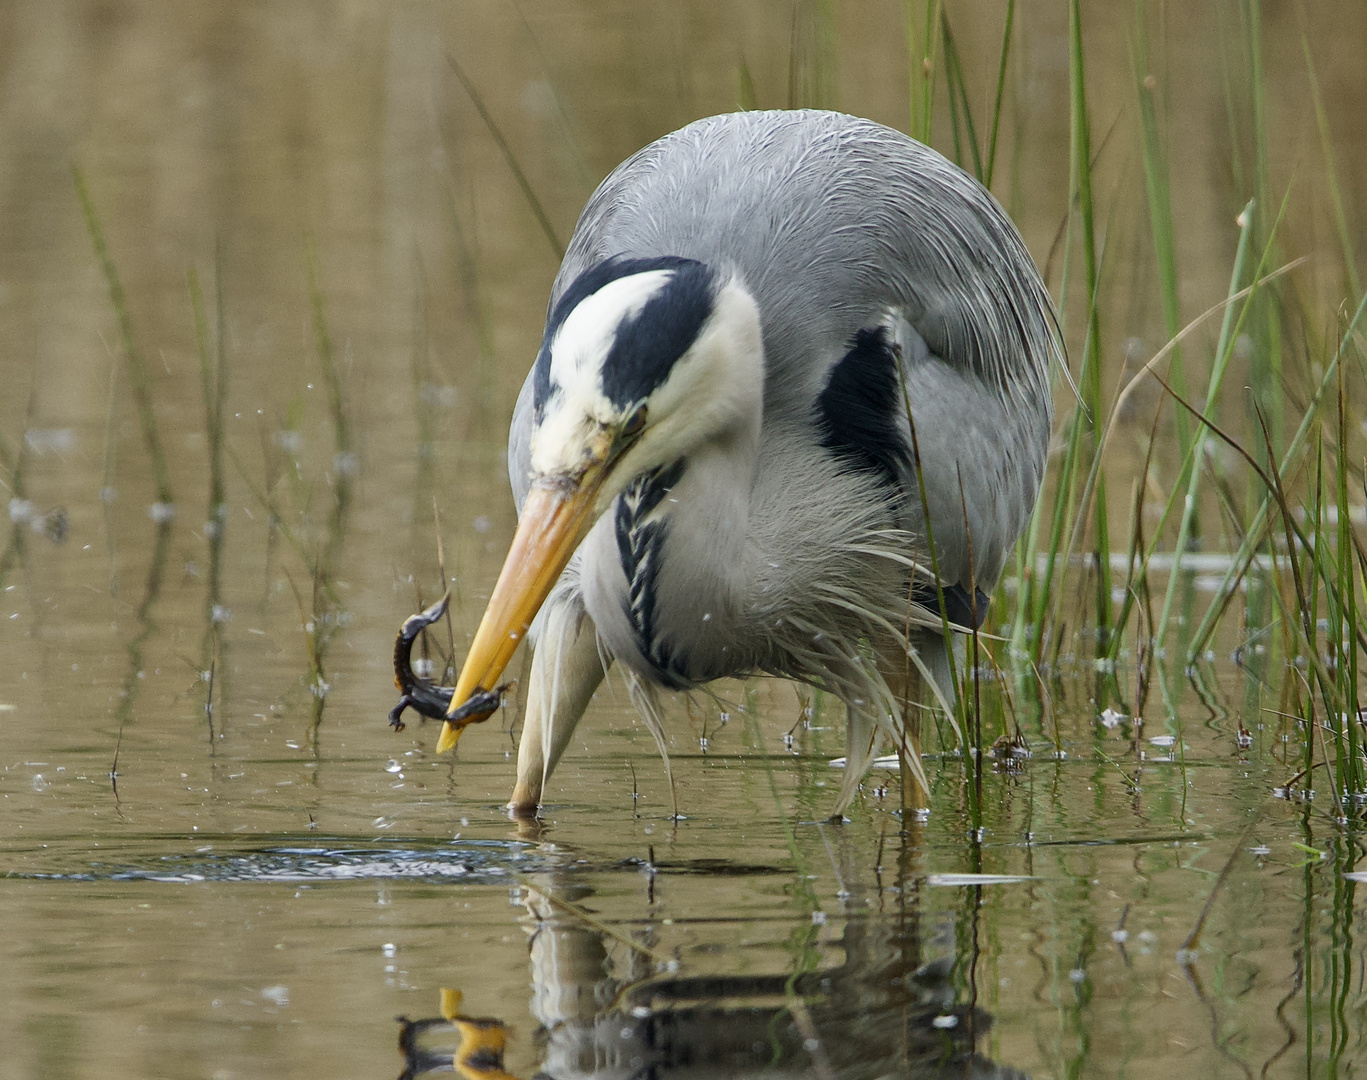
397;877;1026;1080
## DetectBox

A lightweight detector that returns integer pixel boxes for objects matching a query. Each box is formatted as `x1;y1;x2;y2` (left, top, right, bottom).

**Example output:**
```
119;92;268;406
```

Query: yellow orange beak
435;462;610;753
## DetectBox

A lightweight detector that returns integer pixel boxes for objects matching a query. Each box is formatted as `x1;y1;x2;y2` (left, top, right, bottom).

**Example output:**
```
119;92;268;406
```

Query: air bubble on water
261;985;289;1007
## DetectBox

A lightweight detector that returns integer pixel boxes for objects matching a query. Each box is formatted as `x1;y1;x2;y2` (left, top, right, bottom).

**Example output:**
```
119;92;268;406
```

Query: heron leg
890;631;956;816
509;599;606;816
887;666;927;816
899;722;927;813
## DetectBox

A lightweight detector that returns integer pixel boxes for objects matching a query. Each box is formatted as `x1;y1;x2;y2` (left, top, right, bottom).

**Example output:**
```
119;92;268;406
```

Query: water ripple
13;841;553;884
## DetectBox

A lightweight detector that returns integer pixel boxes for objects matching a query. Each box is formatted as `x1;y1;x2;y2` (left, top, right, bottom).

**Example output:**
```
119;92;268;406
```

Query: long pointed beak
435;465;608;753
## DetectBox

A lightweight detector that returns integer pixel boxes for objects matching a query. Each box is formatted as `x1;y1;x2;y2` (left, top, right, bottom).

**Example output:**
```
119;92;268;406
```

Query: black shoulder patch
911;581;991;628
614;459;690;688
533;256;715;419
816;326;911;491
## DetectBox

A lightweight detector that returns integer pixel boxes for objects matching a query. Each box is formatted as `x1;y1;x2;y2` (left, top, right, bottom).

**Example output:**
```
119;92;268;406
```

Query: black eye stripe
533;256;715;421
600;262;714;408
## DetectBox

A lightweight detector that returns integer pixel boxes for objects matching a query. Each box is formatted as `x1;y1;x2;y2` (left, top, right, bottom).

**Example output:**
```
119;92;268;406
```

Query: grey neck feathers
582;420;924;692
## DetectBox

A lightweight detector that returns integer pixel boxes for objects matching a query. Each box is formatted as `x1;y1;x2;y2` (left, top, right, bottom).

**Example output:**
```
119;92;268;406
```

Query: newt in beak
434;444;614;754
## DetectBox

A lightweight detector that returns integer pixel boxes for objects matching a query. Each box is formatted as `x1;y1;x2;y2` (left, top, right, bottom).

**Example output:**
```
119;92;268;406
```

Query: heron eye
621;405;648;437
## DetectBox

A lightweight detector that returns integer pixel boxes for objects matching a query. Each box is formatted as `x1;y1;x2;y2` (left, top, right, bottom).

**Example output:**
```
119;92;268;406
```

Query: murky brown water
2;4;1366;1078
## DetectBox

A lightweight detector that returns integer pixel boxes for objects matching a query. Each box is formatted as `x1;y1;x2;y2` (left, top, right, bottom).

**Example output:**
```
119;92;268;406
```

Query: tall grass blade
983;0;1015;189
1299;25;1361;299
1132;1;1194;477
73;167;174;508
304;238;353;585
439;180;498;432
737;56;760;111
189;253;230;737
1088;256;1308;658
787;0;837;110
1241;0;1282;451
446;53;564;260
907;0;941;143
939;10;983;179
510;0;594;193
1068;0;1111;642
1185;287;1367;662
1153;201;1257;646
1331;371;1361;795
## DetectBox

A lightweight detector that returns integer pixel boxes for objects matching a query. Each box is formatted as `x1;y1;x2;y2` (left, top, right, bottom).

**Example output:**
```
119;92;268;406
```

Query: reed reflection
397;872;1026;1080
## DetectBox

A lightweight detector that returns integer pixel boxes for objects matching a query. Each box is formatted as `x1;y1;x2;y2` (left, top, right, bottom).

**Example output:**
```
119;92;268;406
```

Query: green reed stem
74;167;174;508
940;10;982;180
1336;365;1361;787
897;366;962;758
188;263;227;544
737;56;759;111
1023;177;1081;659
983;0;1015;188
1153;201;1256;646
446;53;564;261
1094;257;1301;661
1133;0;1194;484
1149;361;1353;727
304;238;353;586
1068;0;1111;642
907;0;941;144
1185;288;1367;663
787;0;837;110
1300;28;1361;300
189;258;230;736
1242;0;1282;455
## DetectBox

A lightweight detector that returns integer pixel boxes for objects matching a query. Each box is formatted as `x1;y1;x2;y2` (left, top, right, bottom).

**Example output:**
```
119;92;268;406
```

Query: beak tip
434;722;462;754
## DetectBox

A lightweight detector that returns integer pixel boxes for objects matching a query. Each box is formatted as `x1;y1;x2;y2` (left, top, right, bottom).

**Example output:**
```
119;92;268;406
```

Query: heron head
435;257;763;751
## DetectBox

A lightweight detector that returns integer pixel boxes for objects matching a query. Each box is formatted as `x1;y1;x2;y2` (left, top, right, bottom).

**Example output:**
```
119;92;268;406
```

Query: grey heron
432;110;1056;817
